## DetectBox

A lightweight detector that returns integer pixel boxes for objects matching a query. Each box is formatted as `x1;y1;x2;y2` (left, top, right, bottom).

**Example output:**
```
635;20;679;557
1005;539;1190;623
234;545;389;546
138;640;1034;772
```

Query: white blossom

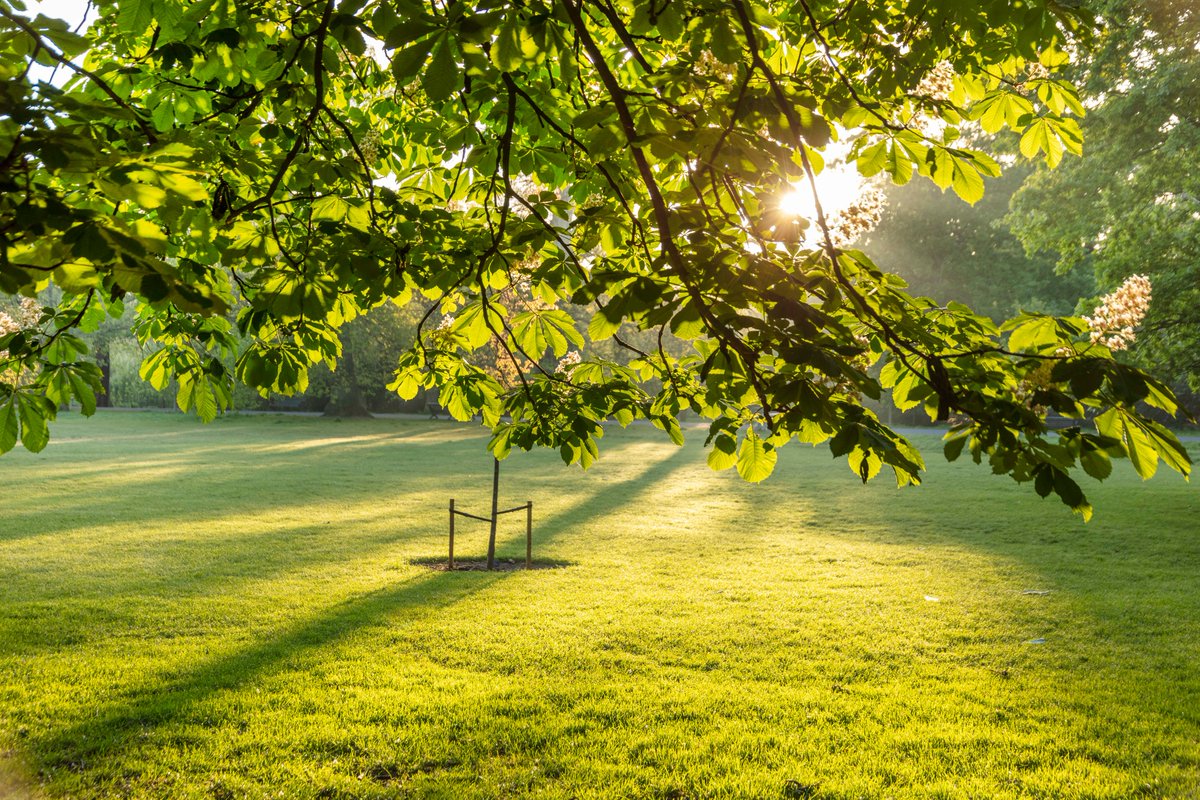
1084;274;1151;351
915;61;956;102
0;297;43;384
827;187;887;246
555;350;581;373
358;129;381;164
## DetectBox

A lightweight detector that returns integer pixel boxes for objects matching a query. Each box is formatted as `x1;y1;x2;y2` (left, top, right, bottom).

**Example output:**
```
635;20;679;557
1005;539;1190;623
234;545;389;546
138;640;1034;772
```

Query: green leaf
179;372;219;422
848;446;882;482
736;431;777;483
383;18;437;49
17;395;50;453
669;302;705;340
541;309;584;353
312;195;350;221
387;363;423;400
139;349;172;391
441;383;474;421
67;369;97;416
707;445;738;471
452;300;500;349
1006;315;1059;353
890;368;927;413
1142;376;1179;415
928;148;954;190
856;140;889;177
1079;447;1112;481
944;434;968;462
118;0;155;35
708;18;741;64
663;419;685;446
1019;117;1066;167
887;143;914;185
580;437;599;469
656;5;683;39
488;425;512;460
707;432;737;471
158;171;208;202
974;92;1034;134
1096;408;1158;480
511;311;561;358
950;158;985;205
492;18;526;72
1052;468;1084;507
587;306;622;342
0;398;17;454
1138;418;1192;478
1034;464;1054;497
422;35;459;101
391;36;435;82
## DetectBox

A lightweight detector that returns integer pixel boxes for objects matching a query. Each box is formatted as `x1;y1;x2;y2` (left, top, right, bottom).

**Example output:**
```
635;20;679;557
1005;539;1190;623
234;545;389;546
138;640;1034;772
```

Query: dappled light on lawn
0;414;1197;798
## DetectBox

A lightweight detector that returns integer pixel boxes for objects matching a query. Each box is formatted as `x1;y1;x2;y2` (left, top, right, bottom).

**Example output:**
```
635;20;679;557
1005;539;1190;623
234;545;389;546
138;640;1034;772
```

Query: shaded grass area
0;411;1198;799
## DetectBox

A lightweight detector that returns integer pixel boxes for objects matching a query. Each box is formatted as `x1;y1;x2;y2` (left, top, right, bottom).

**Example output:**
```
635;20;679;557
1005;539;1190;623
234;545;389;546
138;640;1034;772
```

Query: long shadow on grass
24;445;692;776
0;435;685;658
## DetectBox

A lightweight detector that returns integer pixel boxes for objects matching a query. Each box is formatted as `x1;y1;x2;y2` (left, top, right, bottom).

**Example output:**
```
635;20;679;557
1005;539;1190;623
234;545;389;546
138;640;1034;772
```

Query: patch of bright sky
19;0;95;85
777;135;865;220
778;168;863;220
24;0;93;29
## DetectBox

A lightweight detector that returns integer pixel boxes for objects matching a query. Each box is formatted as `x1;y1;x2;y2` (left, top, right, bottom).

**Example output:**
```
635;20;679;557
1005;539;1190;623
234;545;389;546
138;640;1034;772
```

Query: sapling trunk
486;457;500;570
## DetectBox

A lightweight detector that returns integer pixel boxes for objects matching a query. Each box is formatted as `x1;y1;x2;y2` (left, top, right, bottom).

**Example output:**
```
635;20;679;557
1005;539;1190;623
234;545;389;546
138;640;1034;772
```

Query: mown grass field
0;412;1197;799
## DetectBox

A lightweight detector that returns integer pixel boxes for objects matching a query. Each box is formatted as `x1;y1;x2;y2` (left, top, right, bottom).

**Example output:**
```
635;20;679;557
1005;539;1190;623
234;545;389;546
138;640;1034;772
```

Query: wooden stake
448;498;455;570
525;501;532;569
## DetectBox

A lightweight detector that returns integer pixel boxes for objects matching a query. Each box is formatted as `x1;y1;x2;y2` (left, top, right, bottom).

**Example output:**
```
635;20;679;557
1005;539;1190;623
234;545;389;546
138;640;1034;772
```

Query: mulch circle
411;558;570;572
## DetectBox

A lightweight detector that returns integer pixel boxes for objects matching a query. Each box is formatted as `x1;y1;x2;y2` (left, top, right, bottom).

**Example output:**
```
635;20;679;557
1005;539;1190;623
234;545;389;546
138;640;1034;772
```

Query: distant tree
310;302;424;416
1008;0;1200;389
865;167;1095;322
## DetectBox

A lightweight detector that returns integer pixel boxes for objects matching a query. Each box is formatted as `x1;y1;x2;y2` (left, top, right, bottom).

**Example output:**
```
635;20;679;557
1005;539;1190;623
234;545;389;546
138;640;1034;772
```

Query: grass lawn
0;411;1198;799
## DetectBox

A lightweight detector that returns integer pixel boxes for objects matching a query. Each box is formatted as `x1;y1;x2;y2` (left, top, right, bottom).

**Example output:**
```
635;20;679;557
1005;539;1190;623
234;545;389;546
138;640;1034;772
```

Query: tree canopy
0;0;1191;517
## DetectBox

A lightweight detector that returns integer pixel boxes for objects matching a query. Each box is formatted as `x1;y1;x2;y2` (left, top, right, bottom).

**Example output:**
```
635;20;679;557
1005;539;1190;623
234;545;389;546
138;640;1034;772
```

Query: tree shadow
20;443;693;778
30;572;482;772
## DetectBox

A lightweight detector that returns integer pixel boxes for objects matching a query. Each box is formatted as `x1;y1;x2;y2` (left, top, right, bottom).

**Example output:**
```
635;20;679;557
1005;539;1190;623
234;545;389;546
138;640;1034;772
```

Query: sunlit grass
1;412;1198;799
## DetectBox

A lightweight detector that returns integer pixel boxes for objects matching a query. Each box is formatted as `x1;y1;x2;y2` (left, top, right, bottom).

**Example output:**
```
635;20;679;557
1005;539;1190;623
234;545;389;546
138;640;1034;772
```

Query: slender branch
730;0;955;416
590;0;656;74
564;0;774;422
35;289;94;357
228;0;335;219
790;0;906;133
0;7;157;144
321;107;378;209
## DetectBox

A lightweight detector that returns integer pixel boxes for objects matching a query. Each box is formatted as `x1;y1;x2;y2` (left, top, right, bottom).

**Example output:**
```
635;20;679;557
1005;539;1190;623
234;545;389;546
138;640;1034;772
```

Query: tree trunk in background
322;350;373;417
96;343;111;408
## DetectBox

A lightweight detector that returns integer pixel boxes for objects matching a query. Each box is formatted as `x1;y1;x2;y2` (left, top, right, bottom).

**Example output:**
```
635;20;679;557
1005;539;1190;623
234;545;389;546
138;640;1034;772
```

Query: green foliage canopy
1009;0;1200;390
0;0;1191;517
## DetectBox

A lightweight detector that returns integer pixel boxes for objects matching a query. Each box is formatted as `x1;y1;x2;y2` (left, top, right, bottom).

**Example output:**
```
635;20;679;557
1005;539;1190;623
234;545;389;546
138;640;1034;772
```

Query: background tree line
867;0;1200;424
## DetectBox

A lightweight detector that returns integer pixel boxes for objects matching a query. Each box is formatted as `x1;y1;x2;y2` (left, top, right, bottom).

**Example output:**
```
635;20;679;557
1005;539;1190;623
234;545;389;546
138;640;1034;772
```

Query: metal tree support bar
447;498;533;570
